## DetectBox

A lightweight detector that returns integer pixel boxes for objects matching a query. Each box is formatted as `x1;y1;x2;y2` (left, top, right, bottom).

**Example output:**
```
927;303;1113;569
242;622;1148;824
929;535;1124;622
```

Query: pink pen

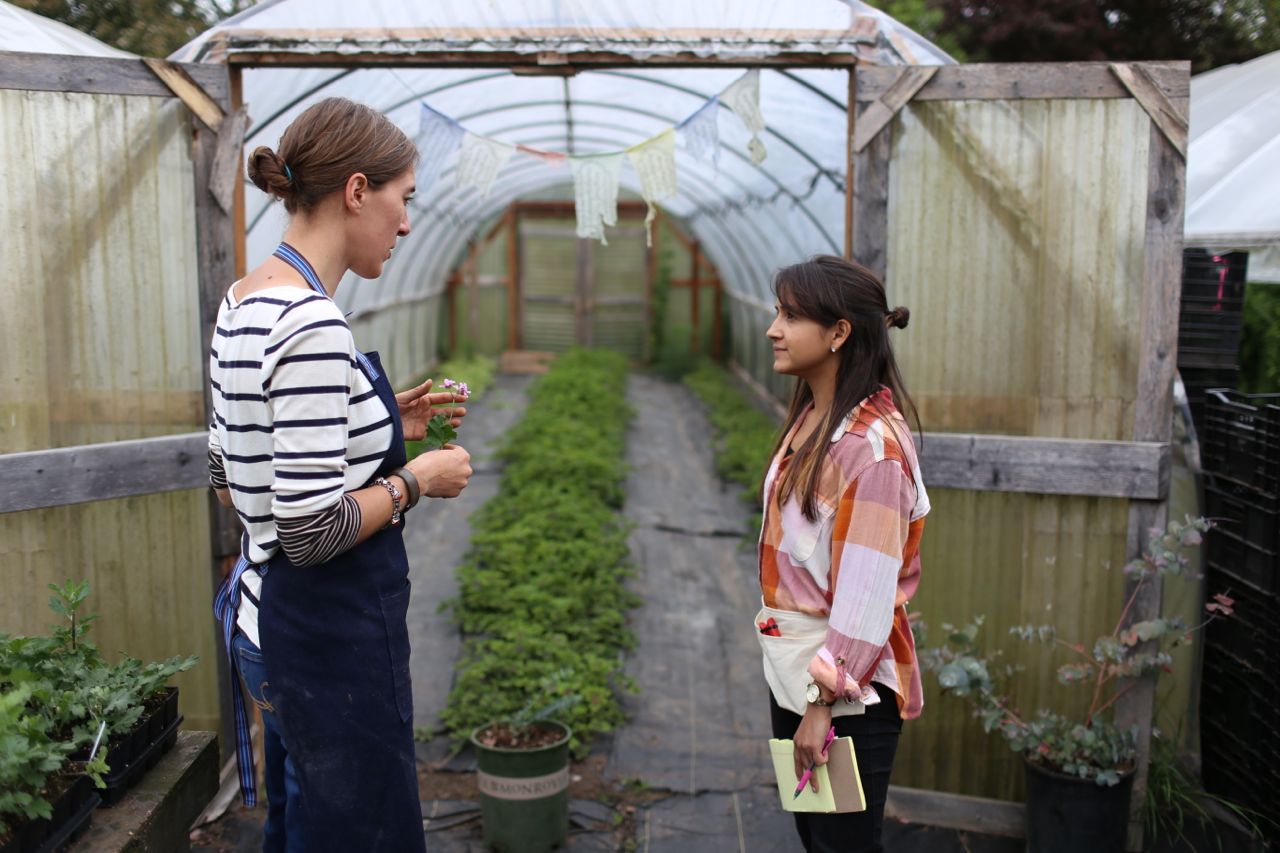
793;726;837;798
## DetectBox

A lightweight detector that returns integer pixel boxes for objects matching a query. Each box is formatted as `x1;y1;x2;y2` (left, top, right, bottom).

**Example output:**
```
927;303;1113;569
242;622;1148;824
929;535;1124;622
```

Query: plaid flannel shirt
759;388;930;718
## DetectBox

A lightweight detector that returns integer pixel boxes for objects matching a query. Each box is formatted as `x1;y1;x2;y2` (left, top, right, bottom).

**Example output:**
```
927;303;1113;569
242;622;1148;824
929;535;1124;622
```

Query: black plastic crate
1205;526;1278;594
1202;653;1278;733
1202;389;1280;498
1202;565;1280;666
1201;719;1278;800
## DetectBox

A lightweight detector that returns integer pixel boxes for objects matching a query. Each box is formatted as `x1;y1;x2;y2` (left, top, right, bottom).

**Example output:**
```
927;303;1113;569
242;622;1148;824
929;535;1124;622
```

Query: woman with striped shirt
208;98;473;852
758;255;930;853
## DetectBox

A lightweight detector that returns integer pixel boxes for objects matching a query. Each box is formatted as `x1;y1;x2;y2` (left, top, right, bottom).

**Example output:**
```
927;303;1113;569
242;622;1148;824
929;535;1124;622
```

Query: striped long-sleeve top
759;387;930;718
208;285;394;647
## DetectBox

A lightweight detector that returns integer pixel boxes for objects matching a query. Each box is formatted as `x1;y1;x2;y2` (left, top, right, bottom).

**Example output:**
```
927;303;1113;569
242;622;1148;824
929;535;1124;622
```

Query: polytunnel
172;1;951;387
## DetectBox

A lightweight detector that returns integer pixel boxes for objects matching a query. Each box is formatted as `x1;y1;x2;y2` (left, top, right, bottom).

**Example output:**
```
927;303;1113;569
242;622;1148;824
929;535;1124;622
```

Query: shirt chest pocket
779;500;836;567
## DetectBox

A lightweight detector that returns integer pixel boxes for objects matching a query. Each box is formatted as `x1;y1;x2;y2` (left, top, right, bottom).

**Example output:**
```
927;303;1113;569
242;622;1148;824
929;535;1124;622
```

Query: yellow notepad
769;736;866;813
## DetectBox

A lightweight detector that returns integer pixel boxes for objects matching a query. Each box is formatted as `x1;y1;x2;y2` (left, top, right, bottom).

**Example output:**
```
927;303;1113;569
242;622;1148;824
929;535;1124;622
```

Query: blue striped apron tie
213;543;262;806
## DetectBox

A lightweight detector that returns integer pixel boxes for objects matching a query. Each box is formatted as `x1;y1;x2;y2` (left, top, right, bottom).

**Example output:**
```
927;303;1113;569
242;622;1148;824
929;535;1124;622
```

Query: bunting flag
410;69;768;245
721;68;768;165
570;152;624;245
417;102;466;190
627;128;677;248
678;96;720;175
517;144;569;168
456;132;515;198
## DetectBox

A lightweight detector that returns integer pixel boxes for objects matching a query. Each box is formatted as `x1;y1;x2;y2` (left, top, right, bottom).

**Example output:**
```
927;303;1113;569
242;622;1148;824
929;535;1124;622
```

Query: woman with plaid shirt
758;255;930;853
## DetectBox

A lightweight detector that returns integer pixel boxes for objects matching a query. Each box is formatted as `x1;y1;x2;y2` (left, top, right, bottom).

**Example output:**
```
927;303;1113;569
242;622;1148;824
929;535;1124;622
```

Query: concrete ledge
70;730;219;852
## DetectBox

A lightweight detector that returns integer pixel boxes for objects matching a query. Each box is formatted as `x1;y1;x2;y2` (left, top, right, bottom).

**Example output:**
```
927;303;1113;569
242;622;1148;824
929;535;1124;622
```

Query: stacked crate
1198;388;1280;828
1178;250;1249;435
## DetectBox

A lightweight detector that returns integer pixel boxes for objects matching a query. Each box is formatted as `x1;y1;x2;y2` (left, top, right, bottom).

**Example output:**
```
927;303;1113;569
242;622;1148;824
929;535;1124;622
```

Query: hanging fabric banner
678;96;720;175
627;128;677;248
456;132;515;198
570;152;624;245
517;144;569;168
721;69;768;165
417;102;466;190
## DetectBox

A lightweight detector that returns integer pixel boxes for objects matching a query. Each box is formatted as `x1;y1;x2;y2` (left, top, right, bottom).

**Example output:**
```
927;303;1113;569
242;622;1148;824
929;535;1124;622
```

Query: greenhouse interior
2;0;1278;850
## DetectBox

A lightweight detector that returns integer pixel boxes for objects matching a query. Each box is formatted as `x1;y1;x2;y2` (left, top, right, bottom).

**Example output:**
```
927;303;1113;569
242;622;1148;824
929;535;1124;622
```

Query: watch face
806;682;820;703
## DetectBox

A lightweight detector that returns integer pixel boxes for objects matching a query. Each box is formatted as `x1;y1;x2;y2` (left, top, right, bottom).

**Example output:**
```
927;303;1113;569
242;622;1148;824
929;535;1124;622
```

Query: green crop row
439;349;638;756
683;360;781;504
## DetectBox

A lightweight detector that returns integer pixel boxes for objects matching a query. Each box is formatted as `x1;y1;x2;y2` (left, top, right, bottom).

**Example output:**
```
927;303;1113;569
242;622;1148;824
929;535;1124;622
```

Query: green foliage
0;582;198;832
922;517;1229;786
0;686;75;835
440;349;637;756
922;0;1280;72
12;0;253;58
1239;282;1280;393
683;360;780;504
1144;725;1267;848
862;0;970;59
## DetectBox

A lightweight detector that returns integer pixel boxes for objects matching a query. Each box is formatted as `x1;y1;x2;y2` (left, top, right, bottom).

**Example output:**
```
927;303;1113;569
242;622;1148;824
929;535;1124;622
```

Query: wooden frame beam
0;50;228;102
919;434;1169;499
0;433;209;513
210;28;865;69
886;785;1023;839
857;61;1188;103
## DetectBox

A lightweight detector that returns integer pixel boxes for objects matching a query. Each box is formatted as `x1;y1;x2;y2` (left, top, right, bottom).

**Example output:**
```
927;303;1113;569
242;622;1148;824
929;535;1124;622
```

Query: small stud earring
830;346;837;353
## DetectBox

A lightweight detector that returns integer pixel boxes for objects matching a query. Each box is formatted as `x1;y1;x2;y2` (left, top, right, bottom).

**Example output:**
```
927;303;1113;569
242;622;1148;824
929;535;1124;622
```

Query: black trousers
769;684;903;853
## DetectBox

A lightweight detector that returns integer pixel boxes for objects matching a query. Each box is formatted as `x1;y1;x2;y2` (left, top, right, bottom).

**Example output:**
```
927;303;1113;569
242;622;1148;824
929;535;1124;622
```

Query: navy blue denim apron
229;242;423;851
258;344;423;852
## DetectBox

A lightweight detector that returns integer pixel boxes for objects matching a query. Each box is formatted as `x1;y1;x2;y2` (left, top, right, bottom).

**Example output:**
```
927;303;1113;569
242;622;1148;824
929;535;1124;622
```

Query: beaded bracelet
374;476;402;527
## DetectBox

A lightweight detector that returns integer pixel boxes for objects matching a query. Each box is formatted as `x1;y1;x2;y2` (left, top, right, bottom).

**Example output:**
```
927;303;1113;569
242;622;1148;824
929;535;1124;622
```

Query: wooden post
1115;94;1187;852
506;207;520;351
191;90;242;765
851;95;891;282
229;66;246;280
845;65;856;260
446;271;458;354
712;277;723;360
690;241;701;356
466;241;479;350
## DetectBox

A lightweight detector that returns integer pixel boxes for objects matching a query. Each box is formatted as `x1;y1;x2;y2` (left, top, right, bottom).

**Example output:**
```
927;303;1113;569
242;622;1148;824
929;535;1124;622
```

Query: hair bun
888;306;910;329
247;146;293;199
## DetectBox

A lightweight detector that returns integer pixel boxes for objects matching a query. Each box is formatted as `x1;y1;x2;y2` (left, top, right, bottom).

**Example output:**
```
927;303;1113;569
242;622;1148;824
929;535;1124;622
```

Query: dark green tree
922;0;1280;71
13;0;253;58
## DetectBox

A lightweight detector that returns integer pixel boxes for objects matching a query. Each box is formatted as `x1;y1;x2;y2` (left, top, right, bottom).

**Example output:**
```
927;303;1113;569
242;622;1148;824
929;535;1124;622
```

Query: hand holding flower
418;378;470;451
396;377;469;443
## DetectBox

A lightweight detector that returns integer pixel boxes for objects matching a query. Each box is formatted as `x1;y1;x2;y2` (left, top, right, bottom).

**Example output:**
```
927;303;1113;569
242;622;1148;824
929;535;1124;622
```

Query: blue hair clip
283;163;294;182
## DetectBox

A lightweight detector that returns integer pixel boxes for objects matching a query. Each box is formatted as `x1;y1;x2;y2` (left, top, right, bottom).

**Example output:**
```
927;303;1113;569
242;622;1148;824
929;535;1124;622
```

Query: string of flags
415;70;768;246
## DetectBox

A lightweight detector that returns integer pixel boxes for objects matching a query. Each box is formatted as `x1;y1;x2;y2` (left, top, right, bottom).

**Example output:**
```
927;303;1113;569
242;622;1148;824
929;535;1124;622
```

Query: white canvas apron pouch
756;601;865;719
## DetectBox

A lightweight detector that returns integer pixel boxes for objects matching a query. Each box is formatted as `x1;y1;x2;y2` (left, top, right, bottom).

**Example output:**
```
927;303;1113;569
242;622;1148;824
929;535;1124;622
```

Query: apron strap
273;242;380;381
213;540;265;806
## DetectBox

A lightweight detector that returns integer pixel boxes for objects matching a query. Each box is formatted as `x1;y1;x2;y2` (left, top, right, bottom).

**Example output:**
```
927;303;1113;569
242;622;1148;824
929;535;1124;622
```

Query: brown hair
767;254;920;521
247;97;418;215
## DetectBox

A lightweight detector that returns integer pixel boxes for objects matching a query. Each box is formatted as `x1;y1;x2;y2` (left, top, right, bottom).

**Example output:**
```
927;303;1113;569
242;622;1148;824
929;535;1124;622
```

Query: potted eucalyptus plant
921;517;1234;853
469;681;580;853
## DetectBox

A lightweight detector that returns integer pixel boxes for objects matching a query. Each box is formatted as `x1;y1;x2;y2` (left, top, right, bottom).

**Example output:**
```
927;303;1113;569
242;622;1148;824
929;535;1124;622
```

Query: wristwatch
805;682;834;707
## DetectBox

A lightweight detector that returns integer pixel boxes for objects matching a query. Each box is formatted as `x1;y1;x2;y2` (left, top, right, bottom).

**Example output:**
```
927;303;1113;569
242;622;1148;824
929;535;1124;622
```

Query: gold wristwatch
805;682;834;707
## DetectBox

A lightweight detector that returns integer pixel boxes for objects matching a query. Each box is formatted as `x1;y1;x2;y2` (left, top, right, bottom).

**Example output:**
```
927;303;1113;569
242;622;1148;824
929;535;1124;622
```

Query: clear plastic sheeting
0;0;133;57
1187;50;1280;283
172;1;952;345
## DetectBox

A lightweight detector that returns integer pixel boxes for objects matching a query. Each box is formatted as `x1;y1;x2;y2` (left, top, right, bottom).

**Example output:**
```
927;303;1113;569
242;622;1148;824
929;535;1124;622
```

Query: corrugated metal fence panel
0;89;216;731
884;97;1155;800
